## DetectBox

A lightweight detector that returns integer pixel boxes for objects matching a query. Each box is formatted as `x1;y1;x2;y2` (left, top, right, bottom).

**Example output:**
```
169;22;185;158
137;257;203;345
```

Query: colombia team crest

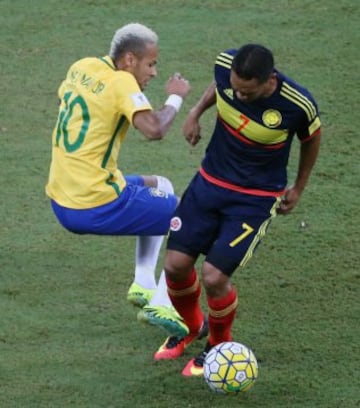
262;109;282;128
170;216;182;231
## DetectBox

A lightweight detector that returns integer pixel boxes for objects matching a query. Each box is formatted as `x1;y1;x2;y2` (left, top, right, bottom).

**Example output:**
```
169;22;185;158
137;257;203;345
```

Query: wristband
164;94;183;112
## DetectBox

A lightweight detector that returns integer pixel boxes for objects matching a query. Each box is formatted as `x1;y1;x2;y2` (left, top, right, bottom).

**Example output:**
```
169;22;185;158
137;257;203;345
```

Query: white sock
154;175;175;195
134;235;164;289
149;270;172;307
133;176;175;291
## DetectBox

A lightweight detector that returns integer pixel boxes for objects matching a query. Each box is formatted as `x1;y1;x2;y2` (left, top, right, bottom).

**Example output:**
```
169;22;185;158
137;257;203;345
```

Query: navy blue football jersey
200;49;321;195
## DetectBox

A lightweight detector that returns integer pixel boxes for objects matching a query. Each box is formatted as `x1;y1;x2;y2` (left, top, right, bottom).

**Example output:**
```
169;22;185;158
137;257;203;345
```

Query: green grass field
1;0;359;407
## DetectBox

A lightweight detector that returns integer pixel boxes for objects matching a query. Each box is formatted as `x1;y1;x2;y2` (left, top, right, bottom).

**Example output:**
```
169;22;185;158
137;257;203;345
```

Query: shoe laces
194;342;212;366
166;336;184;349
194;351;207;367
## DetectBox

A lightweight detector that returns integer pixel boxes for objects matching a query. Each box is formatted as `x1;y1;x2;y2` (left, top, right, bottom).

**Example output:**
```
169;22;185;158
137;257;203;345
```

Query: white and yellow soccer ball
203;341;259;394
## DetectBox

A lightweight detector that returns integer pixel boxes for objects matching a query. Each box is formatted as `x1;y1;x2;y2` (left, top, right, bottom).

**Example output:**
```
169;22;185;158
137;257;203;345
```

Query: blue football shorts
167;172;281;276
51;175;178;236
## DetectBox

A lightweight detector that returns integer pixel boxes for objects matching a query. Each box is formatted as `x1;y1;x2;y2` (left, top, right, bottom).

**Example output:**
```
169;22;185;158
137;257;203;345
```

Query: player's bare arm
183;81;217;146
133;74;191;140
278;133;321;215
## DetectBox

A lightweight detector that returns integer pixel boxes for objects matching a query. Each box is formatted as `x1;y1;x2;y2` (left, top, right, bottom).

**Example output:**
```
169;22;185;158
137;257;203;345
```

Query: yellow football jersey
46;56;152;209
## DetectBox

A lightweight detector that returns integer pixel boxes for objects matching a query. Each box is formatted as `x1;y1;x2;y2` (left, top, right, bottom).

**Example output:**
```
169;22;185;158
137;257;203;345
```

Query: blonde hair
109;23;158;60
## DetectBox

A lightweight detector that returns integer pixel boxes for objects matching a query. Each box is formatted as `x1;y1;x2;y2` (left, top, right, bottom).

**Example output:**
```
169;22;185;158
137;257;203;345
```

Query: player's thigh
167;194;219;257
105;183;177;235
206;197;279;276
52;183;177;236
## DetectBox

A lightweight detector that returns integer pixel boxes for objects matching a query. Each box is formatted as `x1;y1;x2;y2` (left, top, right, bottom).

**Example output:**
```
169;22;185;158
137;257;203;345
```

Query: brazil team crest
262;109;282;128
149;187;166;198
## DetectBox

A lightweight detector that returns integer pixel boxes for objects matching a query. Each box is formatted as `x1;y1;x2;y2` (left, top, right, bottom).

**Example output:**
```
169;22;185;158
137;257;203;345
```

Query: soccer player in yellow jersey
46;23;191;338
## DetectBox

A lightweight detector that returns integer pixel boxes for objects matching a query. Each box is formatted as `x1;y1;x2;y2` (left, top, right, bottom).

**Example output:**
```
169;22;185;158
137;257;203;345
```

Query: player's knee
202;264;231;297
164;251;192;282
154;175;174;195
164;260;182;281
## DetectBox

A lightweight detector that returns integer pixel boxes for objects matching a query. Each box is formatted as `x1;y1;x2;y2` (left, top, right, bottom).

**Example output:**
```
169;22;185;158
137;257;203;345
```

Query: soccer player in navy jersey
154;44;321;376
45;23;191;338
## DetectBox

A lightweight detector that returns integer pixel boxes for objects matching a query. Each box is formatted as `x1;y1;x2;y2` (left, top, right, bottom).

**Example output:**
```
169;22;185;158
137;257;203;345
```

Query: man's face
230;71;275;103
130;43;158;91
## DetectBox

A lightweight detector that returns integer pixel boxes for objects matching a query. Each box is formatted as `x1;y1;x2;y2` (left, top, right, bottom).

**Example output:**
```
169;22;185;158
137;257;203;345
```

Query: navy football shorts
51;175;178;236
167;172;280;276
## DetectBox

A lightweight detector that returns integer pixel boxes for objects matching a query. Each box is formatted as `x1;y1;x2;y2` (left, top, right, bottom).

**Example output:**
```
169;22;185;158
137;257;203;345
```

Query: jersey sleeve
296;97;321;142
114;71;153;124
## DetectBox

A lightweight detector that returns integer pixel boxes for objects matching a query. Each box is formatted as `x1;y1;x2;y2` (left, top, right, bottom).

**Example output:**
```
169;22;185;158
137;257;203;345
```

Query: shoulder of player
69;56;102;69
277;71;318;115
214;48;236;87
277;71;316;101
214;48;237;70
65;56;142;99
69;56;130;75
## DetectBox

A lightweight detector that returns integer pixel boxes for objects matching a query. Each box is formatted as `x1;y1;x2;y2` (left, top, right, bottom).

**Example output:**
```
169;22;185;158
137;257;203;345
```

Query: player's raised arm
133;73;191;140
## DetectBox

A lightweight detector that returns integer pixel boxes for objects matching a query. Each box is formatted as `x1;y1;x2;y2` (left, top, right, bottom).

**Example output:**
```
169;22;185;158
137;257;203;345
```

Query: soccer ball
203;341;259;394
